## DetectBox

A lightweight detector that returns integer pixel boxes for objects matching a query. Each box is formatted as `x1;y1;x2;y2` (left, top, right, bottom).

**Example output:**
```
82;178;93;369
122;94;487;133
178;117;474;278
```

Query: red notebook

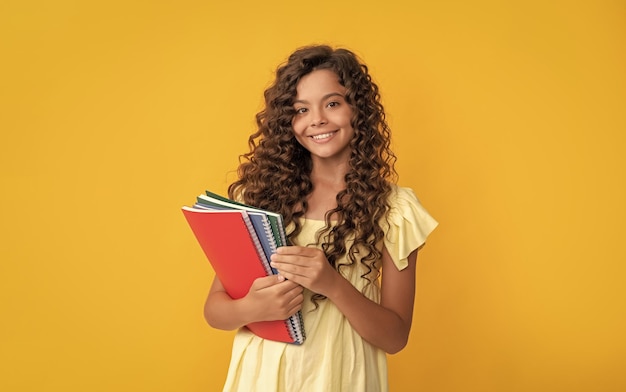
182;206;301;344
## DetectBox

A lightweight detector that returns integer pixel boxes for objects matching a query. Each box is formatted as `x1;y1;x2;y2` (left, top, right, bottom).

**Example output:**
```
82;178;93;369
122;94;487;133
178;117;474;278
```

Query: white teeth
312;132;334;140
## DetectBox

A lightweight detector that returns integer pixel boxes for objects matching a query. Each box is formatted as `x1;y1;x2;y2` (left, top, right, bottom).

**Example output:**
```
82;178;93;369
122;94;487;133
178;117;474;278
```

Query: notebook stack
182;191;306;344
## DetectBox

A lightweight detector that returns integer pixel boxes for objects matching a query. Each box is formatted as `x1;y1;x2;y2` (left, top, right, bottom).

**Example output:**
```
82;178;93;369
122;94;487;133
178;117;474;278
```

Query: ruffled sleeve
382;186;438;271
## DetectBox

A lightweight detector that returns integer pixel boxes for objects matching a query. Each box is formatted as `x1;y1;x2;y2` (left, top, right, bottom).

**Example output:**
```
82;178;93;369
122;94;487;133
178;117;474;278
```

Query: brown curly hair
229;45;397;292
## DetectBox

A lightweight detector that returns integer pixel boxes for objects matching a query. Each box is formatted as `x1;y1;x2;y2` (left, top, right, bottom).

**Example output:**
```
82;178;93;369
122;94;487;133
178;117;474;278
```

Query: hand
245;275;304;322
270;246;339;297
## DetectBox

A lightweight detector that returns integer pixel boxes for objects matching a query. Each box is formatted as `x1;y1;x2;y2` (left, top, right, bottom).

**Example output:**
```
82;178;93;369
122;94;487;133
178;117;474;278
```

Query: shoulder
388;184;418;201
385;184;437;224
386;184;423;212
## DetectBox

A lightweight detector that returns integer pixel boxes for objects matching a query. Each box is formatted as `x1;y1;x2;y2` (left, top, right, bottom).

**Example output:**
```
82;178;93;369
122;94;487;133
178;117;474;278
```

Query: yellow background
1;1;625;391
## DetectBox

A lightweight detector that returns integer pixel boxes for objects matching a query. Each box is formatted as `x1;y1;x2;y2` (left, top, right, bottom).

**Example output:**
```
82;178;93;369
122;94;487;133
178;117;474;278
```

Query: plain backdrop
1;1;625;391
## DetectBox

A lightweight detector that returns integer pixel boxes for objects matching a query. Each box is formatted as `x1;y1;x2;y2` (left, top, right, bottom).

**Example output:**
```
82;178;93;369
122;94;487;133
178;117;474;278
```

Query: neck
310;159;349;187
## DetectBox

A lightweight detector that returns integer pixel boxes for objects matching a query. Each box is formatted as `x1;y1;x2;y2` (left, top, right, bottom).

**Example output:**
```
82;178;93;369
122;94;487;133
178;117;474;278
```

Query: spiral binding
241;213;273;275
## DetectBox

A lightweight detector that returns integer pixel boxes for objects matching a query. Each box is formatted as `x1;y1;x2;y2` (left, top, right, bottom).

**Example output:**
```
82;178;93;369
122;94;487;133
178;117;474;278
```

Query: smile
311;131;337;140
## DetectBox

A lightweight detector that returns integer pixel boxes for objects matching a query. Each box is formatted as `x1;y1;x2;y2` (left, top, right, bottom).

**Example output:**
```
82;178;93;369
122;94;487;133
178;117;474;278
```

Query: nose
310;108;327;127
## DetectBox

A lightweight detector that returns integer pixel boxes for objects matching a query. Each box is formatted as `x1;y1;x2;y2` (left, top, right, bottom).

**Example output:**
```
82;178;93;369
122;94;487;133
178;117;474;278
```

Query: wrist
323;272;346;302
236;295;257;325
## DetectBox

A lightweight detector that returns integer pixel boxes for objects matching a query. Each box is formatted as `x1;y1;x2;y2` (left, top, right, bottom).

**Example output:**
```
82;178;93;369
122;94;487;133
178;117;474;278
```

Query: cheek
337;107;354;126
291;117;306;134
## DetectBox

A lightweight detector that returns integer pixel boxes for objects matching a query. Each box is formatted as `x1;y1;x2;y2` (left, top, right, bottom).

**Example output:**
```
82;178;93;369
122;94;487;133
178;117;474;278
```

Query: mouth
310;131;337;141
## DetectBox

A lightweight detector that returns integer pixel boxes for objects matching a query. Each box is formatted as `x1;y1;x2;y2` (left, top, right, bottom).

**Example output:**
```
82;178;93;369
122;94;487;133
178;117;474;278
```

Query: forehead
295;69;344;98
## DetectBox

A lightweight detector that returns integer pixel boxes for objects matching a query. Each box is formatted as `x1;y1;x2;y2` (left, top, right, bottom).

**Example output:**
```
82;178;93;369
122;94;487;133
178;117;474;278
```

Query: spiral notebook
182;192;305;344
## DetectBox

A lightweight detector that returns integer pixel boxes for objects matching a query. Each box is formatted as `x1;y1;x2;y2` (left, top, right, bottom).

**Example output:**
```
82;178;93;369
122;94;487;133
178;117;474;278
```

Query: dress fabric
222;186;438;392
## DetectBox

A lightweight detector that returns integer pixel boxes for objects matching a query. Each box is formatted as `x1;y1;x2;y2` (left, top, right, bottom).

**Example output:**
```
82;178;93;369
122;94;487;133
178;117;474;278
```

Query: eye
327;101;339;108
295;107;308;114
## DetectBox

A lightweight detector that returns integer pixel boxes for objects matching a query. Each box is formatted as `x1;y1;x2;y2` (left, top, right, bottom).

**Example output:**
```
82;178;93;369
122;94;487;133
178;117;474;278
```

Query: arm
270;245;418;354
204;274;304;331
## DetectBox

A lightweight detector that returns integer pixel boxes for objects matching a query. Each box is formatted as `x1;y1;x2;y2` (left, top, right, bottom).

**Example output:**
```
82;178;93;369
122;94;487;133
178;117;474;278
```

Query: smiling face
291;69;355;166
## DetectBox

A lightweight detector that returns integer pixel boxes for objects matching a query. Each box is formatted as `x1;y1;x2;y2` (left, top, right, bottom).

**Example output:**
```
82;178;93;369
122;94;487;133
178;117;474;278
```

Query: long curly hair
229;45;397;292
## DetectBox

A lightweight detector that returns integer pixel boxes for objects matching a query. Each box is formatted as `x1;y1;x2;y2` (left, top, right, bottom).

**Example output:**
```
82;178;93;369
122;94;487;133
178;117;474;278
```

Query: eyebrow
293;92;345;105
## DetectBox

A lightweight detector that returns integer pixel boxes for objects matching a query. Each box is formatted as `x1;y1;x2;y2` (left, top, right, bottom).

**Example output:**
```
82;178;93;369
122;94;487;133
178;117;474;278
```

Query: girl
204;45;437;391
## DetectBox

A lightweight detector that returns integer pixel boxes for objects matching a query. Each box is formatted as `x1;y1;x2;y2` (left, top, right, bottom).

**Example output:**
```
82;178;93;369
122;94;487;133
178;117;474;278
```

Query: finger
279;289;303;308
270;261;305;277
285;285;304;302
286;302;303;317
253;274;285;289
273;279;301;294
270;254;312;267
288;294;304;309
276;246;318;256
273;268;309;287
284;283;304;297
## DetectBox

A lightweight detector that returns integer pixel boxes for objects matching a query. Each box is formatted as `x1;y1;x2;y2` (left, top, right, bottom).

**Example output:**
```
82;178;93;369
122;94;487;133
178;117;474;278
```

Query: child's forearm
326;248;418;354
204;291;255;331
326;277;412;354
